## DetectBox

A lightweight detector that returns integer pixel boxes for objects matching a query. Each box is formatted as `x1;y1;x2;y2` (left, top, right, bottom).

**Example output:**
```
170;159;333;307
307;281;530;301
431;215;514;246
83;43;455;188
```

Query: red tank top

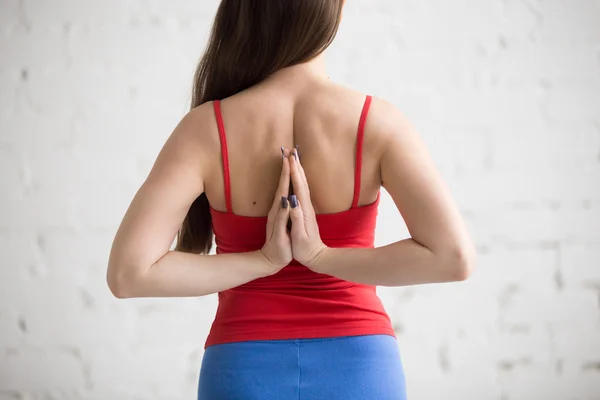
205;95;395;348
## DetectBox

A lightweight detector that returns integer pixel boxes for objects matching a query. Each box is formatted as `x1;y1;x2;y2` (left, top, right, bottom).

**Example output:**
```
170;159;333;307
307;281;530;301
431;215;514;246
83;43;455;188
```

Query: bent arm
310;99;476;286
106;105;272;299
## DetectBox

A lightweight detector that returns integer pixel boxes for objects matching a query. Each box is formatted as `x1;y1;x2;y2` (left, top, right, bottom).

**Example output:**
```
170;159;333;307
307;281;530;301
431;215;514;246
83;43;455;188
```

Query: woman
107;1;476;399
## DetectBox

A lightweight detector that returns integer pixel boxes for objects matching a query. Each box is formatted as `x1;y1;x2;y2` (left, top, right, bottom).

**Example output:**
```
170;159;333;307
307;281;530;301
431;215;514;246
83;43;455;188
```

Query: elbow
446;243;476;282
106;264;141;299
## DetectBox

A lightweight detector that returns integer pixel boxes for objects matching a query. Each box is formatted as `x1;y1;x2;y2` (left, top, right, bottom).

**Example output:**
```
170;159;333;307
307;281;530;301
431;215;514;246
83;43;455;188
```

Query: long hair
176;0;344;254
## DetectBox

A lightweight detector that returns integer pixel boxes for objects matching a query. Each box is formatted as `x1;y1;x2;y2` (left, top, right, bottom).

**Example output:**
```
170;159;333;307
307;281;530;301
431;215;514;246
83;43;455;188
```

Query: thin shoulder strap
351;95;373;209
213;100;233;213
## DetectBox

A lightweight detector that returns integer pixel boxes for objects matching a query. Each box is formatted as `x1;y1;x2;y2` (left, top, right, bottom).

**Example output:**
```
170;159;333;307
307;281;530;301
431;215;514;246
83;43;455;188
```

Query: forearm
108;250;272;298
311;239;473;286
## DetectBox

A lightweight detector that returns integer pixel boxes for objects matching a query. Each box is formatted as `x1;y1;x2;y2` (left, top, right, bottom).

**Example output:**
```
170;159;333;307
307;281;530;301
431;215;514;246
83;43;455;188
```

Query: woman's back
203;72;384;218
202;73;395;348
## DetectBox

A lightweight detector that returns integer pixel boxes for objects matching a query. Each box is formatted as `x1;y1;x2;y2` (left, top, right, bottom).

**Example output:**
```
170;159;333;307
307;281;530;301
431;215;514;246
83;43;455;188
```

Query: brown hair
176;0;344;254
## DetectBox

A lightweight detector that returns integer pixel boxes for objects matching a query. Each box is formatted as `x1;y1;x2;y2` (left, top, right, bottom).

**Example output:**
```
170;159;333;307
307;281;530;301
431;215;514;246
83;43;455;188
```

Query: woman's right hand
259;148;293;274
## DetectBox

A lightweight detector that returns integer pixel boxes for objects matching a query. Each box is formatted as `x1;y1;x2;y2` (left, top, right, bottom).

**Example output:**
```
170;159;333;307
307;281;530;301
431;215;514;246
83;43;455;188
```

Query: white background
1;0;599;399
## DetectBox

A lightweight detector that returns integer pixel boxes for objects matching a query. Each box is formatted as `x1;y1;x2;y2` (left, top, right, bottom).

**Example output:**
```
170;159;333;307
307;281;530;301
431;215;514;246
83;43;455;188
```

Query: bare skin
106;54;476;299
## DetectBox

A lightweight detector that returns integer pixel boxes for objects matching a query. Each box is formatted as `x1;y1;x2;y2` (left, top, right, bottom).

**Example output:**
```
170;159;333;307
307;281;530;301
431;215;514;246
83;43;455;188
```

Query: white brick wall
1;0;599;399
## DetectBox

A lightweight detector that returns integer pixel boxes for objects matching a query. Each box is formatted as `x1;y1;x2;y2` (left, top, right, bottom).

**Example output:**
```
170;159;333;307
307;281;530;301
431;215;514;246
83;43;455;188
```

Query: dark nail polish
295;145;300;161
281;146;285;158
290;195;298;208
281;196;288;208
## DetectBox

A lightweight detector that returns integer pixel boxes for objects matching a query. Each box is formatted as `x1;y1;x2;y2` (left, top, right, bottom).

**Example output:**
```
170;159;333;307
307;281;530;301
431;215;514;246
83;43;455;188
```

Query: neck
269;53;329;84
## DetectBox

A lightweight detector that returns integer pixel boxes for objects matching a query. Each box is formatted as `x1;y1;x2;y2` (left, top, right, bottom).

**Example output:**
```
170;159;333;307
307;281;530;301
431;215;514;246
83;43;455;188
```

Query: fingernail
281;146;285;158
281;196;288;208
290;195;298;208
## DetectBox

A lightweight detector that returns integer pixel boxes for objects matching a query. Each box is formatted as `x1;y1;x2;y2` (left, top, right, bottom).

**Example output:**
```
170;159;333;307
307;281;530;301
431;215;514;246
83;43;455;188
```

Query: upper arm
375;99;474;257
108;104;215;273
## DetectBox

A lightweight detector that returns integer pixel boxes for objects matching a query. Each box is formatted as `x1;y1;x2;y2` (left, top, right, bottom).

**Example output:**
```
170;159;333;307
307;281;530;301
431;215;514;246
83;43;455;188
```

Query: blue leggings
198;334;406;400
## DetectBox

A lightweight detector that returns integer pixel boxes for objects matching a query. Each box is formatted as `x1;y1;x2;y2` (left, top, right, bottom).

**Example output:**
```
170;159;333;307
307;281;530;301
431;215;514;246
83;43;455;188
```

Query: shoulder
322;83;411;134
167;101;221;153
367;96;411;137
152;101;221;180
177;101;218;140
363;96;419;157
308;83;415;151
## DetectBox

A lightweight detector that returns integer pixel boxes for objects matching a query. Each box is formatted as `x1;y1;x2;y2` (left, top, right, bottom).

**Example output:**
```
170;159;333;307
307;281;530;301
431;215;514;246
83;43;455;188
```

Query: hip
198;334;406;400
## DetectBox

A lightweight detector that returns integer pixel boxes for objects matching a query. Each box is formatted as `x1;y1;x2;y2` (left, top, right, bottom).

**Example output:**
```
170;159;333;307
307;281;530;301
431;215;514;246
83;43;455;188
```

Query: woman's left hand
288;147;329;270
